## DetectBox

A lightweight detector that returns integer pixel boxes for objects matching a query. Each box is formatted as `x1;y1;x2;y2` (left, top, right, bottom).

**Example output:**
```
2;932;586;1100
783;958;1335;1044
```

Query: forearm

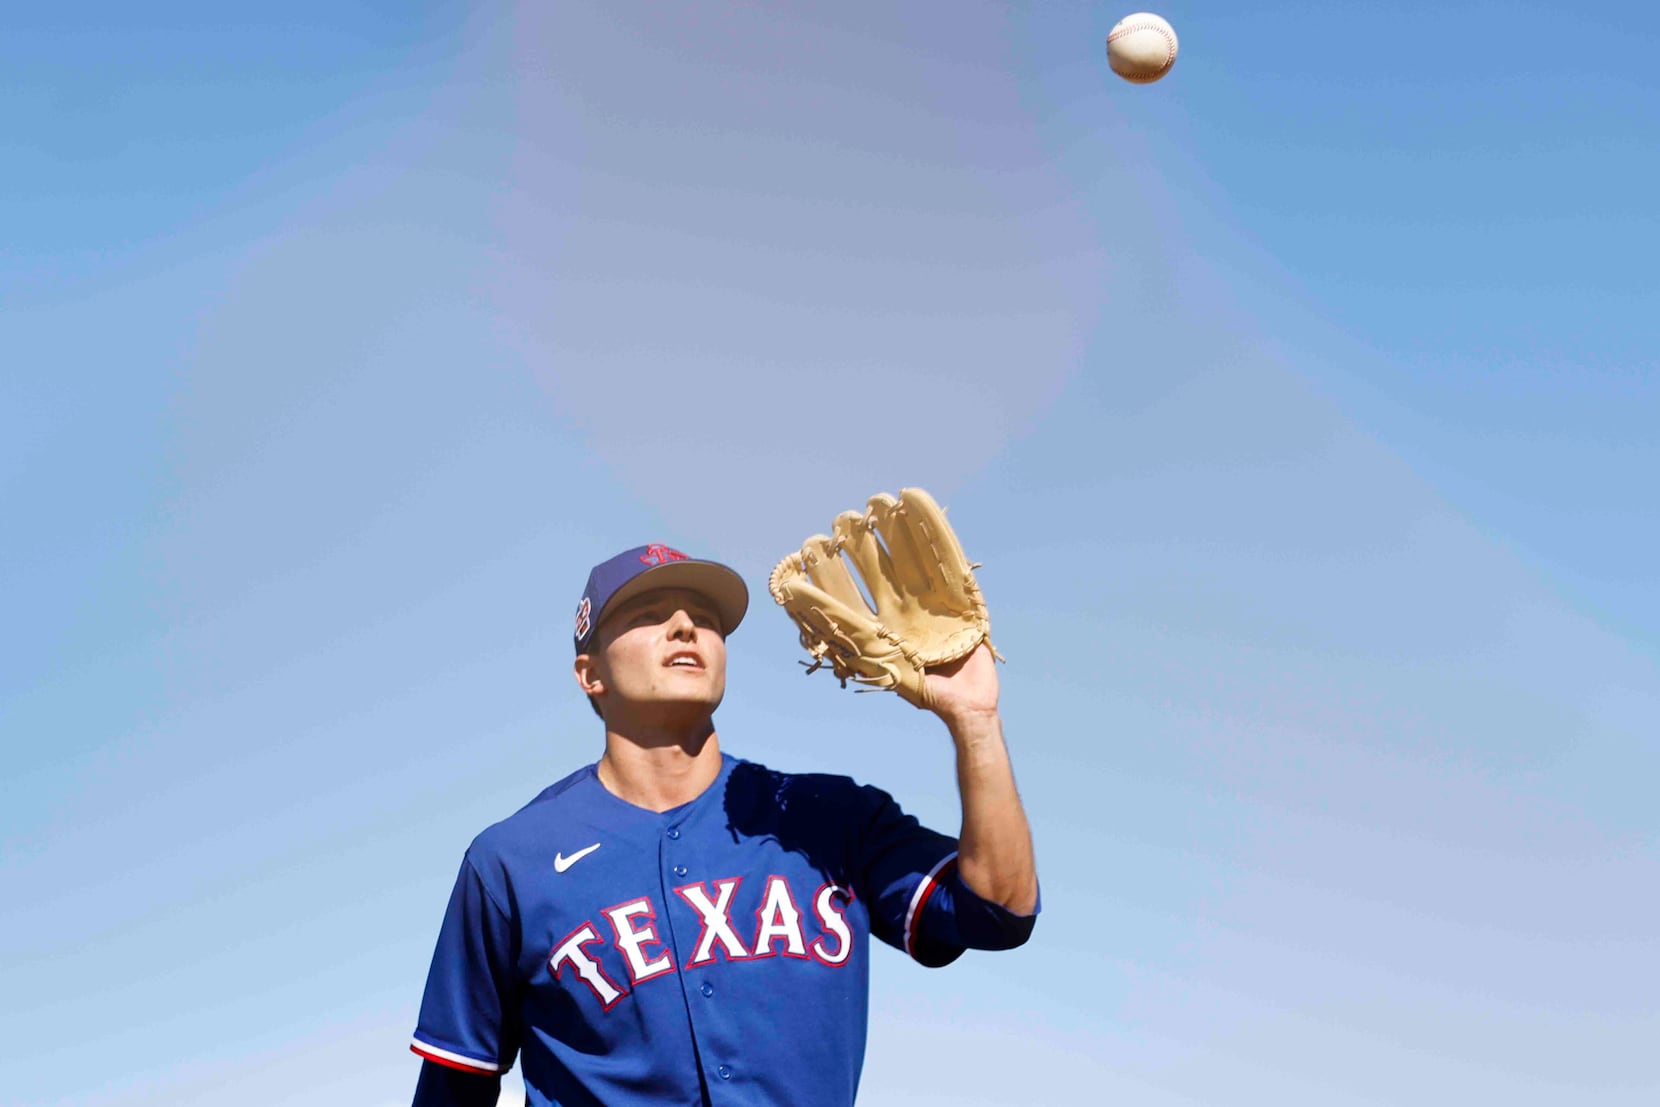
945;709;1038;916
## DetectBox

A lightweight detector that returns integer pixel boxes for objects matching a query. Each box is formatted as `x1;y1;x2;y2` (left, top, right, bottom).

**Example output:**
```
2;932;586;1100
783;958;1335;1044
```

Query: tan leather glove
768;488;999;710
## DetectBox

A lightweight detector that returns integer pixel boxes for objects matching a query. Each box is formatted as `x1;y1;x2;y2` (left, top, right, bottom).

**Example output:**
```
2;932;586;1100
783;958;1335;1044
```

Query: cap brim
588;560;749;646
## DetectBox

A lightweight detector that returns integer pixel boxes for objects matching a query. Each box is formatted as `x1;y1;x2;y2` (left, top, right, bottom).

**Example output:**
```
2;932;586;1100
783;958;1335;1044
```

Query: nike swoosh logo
554;843;601;873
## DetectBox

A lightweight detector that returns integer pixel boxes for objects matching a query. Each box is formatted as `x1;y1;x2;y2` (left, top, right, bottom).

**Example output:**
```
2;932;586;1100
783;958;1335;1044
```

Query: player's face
583;588;727;723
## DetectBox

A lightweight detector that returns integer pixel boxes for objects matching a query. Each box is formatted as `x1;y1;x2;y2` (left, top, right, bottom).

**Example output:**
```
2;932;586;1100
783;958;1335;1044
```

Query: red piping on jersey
410;1041;502;1074
903;854;958;960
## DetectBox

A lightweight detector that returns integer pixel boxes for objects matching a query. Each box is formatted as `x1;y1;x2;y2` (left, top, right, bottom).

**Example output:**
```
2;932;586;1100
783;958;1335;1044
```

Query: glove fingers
868;489;950;600
831;508;905;614
767;549;805;606
798;532;877;616
900;487;974;594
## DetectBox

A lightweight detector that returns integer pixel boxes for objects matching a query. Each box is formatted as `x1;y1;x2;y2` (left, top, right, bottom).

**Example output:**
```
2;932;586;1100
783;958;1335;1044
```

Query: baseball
1107;12;1178;84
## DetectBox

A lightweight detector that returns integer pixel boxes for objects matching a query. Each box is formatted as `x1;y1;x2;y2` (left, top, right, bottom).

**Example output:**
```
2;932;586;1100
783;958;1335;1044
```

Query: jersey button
666;826;682;840
717;1065;732;1080
700;982;714;998
673;864;688;878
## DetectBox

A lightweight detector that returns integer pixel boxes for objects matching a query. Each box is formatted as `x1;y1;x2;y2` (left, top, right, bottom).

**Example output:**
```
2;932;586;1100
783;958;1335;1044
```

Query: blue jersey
411;754;1036;1106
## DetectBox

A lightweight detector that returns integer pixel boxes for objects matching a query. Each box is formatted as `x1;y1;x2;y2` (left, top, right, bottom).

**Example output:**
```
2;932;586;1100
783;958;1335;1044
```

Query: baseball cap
573;544;749;654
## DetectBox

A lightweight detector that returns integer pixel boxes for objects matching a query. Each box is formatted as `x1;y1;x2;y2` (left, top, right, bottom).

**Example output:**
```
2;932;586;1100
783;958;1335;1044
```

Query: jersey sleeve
850;785;1039;968
410;852;521;1077
411;1060;502;1107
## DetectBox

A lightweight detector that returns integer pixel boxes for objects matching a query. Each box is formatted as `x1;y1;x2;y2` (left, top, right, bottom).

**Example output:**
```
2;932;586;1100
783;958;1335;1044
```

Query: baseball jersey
410;753;1037;1106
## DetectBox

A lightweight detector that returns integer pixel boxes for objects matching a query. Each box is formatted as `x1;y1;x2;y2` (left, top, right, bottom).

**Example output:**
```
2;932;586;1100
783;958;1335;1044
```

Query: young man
410;544;1038;1107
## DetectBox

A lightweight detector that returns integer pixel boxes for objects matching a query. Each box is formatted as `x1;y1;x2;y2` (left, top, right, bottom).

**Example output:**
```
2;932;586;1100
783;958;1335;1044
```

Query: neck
596;719;723;813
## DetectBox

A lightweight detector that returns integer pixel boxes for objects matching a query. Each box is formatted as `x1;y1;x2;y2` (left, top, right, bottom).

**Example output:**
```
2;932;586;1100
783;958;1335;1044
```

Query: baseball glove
768;487;999;710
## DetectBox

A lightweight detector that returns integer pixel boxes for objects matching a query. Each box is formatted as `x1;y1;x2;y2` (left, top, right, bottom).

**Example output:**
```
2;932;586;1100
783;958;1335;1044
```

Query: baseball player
410;539;1038;1106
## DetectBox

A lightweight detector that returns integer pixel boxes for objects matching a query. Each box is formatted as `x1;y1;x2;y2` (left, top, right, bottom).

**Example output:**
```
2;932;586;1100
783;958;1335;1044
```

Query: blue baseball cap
573;544;749;654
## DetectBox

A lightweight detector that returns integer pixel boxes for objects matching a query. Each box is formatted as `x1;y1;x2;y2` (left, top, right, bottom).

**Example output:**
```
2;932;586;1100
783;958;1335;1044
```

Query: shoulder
721;757;887;837
724;755;865;802
465;763;600;872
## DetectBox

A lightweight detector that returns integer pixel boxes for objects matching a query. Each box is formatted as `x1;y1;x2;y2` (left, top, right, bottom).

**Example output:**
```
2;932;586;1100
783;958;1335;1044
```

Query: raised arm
924;644;1038;915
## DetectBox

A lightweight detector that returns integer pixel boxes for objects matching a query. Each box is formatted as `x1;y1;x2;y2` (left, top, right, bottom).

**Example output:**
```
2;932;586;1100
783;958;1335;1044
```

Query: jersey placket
657;799;745;1101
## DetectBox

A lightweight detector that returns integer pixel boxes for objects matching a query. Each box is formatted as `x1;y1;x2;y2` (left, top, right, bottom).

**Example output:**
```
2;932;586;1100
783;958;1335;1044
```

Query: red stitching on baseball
1108;20;1176;67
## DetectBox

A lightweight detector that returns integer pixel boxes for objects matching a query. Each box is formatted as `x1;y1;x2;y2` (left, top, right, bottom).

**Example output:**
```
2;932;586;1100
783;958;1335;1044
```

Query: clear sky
3;3;1656;1105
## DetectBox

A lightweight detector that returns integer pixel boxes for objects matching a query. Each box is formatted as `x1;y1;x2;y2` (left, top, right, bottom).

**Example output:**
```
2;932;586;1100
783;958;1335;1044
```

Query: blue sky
3;3;1656;1105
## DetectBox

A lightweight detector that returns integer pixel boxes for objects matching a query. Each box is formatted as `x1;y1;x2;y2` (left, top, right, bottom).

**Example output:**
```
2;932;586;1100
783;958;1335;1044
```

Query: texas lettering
548;876;854;1009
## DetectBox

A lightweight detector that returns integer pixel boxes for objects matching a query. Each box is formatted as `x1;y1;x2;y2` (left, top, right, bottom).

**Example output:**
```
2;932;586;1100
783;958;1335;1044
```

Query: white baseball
1107;12;1179;84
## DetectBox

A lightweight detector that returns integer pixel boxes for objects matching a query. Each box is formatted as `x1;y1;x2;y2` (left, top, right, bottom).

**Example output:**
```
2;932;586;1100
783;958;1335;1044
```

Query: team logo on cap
639;544;688;567
574;596;592;640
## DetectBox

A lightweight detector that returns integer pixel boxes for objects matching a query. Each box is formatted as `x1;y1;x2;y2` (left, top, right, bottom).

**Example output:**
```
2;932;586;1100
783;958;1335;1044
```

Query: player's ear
573;653;606;697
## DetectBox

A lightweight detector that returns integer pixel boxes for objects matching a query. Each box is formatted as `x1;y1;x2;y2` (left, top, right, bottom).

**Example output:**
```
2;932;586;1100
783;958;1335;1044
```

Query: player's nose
666;608;698;640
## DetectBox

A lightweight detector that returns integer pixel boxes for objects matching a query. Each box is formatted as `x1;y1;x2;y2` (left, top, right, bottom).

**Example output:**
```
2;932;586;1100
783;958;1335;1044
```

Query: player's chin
654;678;725;714
684;682;725;712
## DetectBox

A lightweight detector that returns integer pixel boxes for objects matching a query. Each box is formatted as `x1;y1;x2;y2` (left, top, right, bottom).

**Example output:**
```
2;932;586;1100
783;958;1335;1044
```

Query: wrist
938;705;1002;744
